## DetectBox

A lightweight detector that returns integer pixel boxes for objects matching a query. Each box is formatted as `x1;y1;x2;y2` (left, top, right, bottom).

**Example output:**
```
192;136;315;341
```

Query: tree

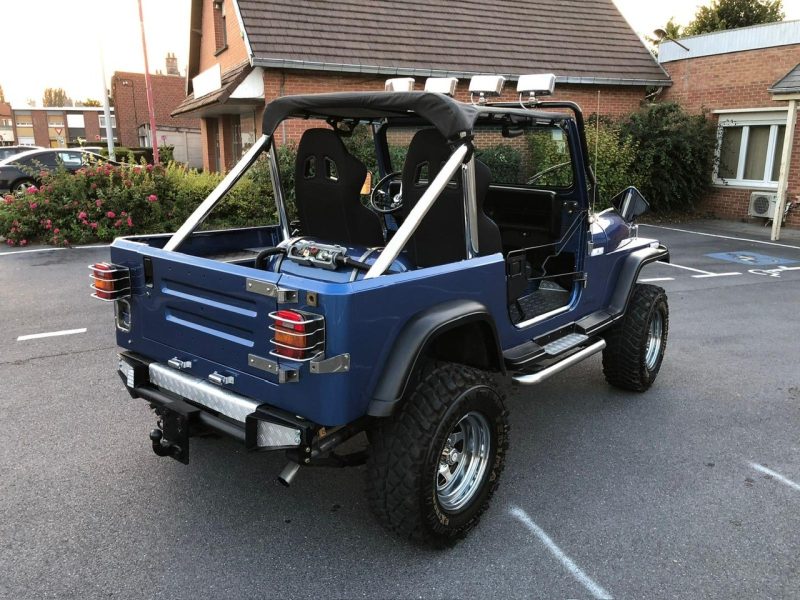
81;98;102;107
42;87;72;107
685;0;784;35
663;17;683;39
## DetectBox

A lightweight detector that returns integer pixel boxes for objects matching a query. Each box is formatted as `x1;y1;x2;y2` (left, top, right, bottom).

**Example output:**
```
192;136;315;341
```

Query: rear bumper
118;351;316;462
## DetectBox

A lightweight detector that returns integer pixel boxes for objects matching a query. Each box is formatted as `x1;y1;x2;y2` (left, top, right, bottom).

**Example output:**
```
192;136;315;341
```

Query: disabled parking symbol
706;251;799;266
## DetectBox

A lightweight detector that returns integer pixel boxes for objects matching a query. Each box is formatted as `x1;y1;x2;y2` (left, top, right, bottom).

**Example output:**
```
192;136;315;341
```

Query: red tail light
89;262;131;301
268;309;324;361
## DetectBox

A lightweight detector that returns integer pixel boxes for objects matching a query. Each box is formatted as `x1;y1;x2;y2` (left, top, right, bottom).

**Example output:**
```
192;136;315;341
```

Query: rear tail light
268;309;324;361
89;262;131;301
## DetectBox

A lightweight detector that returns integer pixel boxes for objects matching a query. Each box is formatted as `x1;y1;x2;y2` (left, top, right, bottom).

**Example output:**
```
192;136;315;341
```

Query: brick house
659;21;800;230
0;102;13;145
112;54;203;168
172;0;671;173
11;107;116;148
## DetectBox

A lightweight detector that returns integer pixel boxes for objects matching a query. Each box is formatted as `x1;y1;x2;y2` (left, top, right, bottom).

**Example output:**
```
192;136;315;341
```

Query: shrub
621;102;717;212
584;122;644;208
477;144;522;184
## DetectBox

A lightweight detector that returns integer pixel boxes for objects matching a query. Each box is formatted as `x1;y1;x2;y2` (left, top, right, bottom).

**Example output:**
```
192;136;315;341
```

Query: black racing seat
294;128;384;247
398;128;502;267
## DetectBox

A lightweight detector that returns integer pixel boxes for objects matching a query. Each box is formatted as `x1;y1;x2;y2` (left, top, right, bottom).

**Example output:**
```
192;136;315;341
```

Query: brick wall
112;72;201;147
261;69;649;144
661;45;800;228
198;0;247;74
32;112;49;147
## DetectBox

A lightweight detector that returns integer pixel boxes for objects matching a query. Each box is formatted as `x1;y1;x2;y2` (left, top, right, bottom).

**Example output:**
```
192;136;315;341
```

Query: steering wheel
370;171;403;214
526;161;571;185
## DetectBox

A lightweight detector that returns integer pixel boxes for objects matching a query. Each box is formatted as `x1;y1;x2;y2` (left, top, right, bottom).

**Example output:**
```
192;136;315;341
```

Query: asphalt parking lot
2;220;800;599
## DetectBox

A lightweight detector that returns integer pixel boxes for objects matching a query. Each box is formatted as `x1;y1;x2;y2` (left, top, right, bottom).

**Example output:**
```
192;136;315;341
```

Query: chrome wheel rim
14;181;32;193
436;411;491;513
645;311;663;370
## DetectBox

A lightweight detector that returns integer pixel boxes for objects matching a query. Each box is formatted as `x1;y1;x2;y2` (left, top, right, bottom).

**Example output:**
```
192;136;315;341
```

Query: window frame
713;110;788;189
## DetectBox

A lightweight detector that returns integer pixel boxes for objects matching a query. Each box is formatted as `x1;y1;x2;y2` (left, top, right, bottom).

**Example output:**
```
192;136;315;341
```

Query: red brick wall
661;45;800;228
84;112;101;143
261;70;649;143
199;0;247;74
32;112;49;146
112;72;200;147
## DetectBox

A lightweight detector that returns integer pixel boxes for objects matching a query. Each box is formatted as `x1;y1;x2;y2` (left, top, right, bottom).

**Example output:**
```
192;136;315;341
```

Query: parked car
96;74;670;546
0;148;118;193
0;145;41;162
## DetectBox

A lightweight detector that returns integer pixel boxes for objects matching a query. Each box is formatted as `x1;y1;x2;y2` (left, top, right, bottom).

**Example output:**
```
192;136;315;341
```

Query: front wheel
602;283;669;392
13;178;35;193
366;363;508;546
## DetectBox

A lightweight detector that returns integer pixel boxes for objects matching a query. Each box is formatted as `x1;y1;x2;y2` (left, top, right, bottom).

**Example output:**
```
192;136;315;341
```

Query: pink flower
106;211;116;219
95;199;103;207
29;202;37;209
3;196;13;205
90;222;98;230
126;216;134;227
26;186;38;195
90;183;97;190
6;239;14;246
113;219;122;228
146;164;153;172
124;180;132;188
121;211;127;216
53;228;60;234
19;239;27;246
43;219;52;230
78;211;88;220
147;194;158;203
133;166;142;175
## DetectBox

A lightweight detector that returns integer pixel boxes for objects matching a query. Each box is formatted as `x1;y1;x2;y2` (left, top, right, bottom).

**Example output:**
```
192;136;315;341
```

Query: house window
214;1;227;52
99;114;117;129
715;112;787;188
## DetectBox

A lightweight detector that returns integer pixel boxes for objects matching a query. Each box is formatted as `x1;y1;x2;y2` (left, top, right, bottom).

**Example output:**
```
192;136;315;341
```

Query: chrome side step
512;339;606;386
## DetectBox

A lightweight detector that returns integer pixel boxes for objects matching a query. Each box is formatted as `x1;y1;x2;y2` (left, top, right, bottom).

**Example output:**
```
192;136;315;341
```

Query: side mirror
611;187;649;222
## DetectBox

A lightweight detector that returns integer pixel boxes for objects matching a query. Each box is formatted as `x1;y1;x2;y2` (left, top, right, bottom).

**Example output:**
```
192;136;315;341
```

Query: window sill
712;180;778;190
214;45;228;57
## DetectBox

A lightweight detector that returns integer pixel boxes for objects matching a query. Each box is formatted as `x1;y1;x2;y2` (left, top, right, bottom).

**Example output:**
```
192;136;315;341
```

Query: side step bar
512;339;606;385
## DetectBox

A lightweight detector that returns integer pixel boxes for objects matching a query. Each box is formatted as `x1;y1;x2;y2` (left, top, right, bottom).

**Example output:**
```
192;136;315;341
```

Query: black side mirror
611;186;649;223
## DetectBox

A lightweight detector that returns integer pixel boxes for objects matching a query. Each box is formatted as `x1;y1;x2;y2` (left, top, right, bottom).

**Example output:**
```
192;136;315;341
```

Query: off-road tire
12;178;35;193
602;283;668;392
366;362;508;547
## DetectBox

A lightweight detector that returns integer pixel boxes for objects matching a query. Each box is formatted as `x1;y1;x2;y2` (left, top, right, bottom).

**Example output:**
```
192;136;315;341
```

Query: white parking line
750;463;800;493
510;506;613;600
0;244;109;257
662;262;741;278
639;277;674;282
17;328;87;341
640;224;800;251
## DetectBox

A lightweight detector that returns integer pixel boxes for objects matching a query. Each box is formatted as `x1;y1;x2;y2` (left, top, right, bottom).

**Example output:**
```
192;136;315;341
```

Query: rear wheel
12;178;34;193
602;283;669;392
366;362;508;546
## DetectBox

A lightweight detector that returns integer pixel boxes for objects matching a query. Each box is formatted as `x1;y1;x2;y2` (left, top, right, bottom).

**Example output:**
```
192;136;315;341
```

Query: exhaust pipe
277;462;301;487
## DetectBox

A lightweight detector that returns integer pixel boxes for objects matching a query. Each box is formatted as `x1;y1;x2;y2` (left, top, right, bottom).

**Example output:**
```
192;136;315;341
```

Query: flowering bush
0;153;295;246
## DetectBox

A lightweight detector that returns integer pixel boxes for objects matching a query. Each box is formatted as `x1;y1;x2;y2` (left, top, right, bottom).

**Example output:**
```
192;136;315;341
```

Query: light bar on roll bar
517;73;556;104
424;77;458;96
468;75;505;104
385;77;415;92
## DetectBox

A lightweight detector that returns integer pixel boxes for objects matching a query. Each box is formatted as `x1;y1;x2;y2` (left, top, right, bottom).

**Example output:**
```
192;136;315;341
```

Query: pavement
1;220;799;599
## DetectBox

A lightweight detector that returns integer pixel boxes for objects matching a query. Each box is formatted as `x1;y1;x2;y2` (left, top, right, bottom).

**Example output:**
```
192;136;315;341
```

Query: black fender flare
608;244;670;315
367;299;504;417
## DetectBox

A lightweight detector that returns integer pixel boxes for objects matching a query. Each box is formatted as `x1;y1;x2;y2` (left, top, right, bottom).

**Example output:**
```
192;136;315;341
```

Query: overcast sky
1;0;799;107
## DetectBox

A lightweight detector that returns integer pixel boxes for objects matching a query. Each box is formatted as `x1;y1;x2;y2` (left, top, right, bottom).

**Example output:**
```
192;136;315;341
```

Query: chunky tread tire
366;363;508;547
602;283;669;392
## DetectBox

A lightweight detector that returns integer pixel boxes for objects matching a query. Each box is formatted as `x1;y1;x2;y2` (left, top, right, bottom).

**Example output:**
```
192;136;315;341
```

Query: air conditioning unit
748;192;778;218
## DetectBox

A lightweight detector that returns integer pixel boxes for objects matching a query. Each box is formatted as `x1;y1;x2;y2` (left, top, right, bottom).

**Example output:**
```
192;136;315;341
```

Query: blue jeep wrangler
94;75;669;545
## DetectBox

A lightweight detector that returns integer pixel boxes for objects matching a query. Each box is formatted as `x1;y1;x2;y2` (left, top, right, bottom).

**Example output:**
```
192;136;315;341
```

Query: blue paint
706;251;798;266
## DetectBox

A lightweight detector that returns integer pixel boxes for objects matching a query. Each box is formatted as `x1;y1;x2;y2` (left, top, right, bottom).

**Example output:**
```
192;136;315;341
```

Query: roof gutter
250;57;672;87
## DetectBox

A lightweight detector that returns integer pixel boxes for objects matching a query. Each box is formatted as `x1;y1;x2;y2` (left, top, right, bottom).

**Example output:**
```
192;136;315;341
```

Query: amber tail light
268;310;324;361
89;262;131;301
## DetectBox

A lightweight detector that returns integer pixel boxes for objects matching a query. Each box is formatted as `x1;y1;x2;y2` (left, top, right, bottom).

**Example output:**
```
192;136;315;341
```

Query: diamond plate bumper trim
149;363;260;423
256;420;301;448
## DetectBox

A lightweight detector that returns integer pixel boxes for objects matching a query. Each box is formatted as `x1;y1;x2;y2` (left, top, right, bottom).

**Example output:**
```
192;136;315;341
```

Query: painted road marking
17;328;87;341
750;463;800;493
510;506;613;600
662;262;741;278
639;224;800;251
706;251;798;266
639;277;674;282
748;265;800;278
0;244;110;257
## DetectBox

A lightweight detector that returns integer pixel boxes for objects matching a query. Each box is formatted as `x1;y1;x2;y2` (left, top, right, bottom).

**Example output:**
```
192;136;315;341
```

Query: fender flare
608;244;670;315
367;299;504;417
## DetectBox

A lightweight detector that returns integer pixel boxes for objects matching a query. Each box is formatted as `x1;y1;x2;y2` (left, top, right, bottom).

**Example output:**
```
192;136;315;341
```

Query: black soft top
261;91;570;142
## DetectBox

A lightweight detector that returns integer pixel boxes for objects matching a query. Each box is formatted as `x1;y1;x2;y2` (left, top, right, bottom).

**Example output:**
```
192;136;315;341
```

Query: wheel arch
367;299;504;417
608;244;669;316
